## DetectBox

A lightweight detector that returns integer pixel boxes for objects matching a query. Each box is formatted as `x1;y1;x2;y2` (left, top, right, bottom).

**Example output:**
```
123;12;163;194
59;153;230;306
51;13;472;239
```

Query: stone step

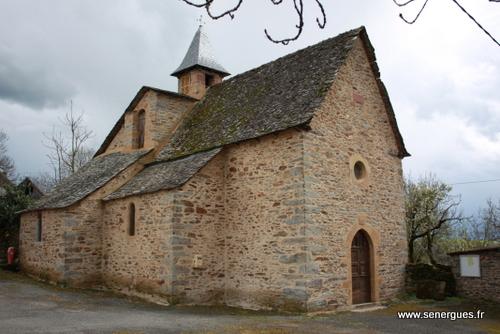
350;303;386;313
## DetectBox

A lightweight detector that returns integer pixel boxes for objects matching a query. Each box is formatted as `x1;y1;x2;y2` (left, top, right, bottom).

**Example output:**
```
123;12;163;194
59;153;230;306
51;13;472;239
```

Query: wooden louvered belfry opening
351;230;371;304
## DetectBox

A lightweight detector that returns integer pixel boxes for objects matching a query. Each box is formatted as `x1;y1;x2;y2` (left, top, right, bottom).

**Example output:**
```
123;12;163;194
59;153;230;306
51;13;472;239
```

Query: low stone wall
405;263;456;297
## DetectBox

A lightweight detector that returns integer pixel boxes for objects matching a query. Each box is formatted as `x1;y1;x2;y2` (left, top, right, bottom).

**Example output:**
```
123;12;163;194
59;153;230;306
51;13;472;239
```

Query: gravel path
0;271;496;334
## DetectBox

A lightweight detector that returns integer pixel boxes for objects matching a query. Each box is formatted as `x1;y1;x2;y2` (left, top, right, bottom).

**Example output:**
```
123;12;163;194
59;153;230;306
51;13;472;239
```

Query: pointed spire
172;25;230;78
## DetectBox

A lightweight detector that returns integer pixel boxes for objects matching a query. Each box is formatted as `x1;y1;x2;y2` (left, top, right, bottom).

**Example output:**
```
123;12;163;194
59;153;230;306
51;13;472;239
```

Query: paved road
0;271;497;334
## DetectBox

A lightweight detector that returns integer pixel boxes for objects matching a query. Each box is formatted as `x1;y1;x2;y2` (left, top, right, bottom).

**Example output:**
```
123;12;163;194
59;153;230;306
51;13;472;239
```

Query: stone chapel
19;26;409;312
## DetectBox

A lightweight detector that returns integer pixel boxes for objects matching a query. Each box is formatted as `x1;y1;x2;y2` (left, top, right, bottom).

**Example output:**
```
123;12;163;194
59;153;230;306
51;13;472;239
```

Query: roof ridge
155;26;366;162
218;26;365;87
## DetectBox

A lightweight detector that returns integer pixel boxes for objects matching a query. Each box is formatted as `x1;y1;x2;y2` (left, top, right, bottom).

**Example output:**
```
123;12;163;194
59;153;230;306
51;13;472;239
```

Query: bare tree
30;172;58;194
470;198;500;243
441;198;500;255
0;130;15;180
44;101;95;184
405;175;465;264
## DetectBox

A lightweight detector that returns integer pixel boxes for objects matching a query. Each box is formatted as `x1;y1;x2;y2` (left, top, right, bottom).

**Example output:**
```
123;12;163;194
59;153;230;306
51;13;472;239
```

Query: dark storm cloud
0;48;76;109
0;0;498;216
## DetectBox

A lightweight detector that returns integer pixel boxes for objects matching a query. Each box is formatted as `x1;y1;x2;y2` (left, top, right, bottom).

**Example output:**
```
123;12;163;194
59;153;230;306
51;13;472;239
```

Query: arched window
36;212;42;242
134;110;145;149
128;203;136;236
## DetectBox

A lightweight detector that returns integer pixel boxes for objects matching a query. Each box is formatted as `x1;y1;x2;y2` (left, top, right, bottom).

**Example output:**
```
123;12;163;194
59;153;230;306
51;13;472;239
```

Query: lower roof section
27;150;150;211
104;148;222;201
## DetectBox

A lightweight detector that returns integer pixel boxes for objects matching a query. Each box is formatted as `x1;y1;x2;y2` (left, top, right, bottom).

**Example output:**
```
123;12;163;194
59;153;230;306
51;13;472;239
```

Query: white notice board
459;255;480;277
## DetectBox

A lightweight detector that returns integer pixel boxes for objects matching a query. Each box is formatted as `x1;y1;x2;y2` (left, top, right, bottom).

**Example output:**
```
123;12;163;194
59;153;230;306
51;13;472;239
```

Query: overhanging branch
180;0;327;44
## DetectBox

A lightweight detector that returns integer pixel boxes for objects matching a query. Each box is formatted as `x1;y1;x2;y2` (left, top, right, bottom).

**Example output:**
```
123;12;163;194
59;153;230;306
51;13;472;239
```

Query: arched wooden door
351;230;371;304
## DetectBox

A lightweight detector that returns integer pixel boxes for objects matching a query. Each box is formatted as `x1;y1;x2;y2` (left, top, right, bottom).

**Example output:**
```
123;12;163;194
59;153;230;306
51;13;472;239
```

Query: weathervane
197;14;206;27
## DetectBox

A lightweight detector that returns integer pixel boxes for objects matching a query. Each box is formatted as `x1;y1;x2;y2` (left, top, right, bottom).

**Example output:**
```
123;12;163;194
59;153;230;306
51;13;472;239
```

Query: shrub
406;263;456;297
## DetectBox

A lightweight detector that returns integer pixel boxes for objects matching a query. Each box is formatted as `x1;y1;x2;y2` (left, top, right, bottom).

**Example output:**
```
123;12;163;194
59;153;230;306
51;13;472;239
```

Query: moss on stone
156;28;364;163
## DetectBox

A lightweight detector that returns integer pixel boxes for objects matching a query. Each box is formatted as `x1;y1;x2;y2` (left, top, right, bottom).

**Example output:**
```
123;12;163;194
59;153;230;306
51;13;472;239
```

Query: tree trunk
426;233;437;266
408;238;415;264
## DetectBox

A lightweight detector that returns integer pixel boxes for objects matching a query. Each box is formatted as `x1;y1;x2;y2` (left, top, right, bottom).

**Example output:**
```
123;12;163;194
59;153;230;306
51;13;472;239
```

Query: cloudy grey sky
0;0;498;214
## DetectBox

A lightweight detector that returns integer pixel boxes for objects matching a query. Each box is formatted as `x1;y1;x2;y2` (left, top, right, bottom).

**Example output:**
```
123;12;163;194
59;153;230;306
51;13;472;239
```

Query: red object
7;247;15;265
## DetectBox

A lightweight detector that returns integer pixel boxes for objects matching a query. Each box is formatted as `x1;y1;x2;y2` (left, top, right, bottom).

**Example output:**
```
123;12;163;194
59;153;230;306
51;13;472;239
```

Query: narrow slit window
136;110;145;149
128;203;136;236
36;212;42;242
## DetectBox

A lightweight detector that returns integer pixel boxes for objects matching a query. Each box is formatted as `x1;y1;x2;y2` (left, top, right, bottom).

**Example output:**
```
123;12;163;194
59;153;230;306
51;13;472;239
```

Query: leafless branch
0;130;15;179
393;0;499;47
181;0;243;19
392;0;418;6
42;101;95;185
181;0;327;45
392;0;431;24
450;0;499;46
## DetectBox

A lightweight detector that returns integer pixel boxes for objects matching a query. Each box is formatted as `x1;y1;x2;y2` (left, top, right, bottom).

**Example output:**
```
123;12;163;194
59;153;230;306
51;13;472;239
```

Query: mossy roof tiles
104;148;221;201
157;26;408;162
27;150;150;211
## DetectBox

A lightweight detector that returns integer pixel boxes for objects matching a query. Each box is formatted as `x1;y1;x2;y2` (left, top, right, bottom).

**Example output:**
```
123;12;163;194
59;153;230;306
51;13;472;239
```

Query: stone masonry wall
223;128;309;311
19;203;100;286
19;210;69;283
178;69;223;100
451;250;500;302
167;152;226;305
102;191;174;300
101;152;226;305
19;162;144;287
151;93;195;143
19;88;194;293
100;128;309;310
302;38;407;310
105;90;194;154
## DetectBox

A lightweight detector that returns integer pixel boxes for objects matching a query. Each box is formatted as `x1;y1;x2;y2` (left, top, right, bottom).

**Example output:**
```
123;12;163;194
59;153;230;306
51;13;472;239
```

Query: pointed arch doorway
351;230;372;304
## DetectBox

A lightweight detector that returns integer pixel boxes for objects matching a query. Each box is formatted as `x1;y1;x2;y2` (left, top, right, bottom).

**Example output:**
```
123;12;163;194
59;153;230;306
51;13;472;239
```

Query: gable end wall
105;91;194;154
303;38;407;310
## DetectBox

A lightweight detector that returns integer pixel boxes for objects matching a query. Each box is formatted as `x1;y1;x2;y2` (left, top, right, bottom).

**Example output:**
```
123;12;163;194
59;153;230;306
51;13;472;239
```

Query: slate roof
157;26;409;162
33;26;409;205
26;150;150;211
105;148;221;201
94;86;197;157
448;246;500;255
172;25;230;77
18;177;45;200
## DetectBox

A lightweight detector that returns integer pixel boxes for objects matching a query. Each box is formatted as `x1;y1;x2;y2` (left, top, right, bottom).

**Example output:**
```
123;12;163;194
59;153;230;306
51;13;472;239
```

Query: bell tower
172;24;230;99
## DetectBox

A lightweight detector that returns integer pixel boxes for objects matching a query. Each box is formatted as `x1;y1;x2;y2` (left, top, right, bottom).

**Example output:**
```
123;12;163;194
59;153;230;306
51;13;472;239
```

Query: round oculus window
353;161;367;180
